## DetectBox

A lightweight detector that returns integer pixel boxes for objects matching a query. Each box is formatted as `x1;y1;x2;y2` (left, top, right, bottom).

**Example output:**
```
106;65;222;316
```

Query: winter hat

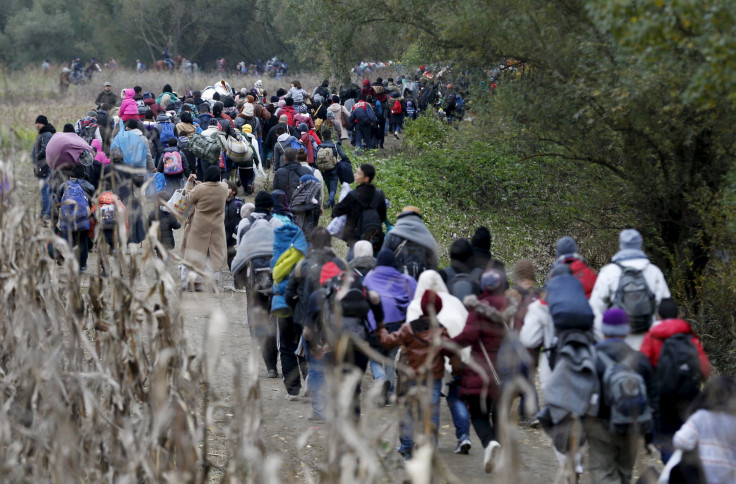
255;80;263;89
362;79;370;87
86;110;97;118
601;308;630;337
481;269;506;294
35;115;48;125
322;79;329;87
471;226;492;252
556;236;579;258
513;259;535;283
243;103;254;116
619;229;643;251
242;124;253;134
277;99;286;108
420;289;443;316
163;83;173;93
254;191;274;212
160;93;171;109
353;240;374;258
204;165;221;182
297;122;309;133
223;96;235;108
319;261;344;286
71;164;86;179
299;174;319;184
449;238;473;262
270;95;279;103
332;95;340;104
240;202;255;219
376;249;398;268
392;91;400;98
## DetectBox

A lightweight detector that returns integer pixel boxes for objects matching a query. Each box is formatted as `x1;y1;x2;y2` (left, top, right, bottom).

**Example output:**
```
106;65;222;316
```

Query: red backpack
391;100;402;115
564;257;597;299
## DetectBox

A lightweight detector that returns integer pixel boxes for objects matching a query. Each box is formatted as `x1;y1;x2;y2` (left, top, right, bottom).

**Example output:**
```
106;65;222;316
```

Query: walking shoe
454;438;471;454
285;394;299;401
394;132;400;140
267;369;278;378
483;440;501;473
307;415;325;423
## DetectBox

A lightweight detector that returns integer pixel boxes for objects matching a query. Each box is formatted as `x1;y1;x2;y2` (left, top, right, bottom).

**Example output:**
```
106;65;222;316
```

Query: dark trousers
62;229;89;271
278;317;307;396
341;341;370;418
355;125;373;150
238;167;255;192
247;289;278;373
465;395;498;448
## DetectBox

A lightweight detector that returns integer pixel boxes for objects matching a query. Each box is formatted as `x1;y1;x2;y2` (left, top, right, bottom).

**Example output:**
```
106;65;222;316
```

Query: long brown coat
181;180;229;272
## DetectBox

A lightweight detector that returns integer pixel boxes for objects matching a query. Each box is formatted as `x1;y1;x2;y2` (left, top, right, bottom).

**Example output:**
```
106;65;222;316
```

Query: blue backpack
158;122;175;146
545;274;594;330
60;180;90;231
289;136;304;151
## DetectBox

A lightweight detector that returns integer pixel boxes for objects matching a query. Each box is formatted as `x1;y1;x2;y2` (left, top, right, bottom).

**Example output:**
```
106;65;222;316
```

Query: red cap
319;261;344;286
421;289;443;316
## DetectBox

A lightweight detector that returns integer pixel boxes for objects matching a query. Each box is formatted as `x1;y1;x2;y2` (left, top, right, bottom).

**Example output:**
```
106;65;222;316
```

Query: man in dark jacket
31;115;56;220
382;206;438;280
264;115;299;154
95;81;118;107
273;148;312;204
349;95;377;151
196;102;215;129
332;163;386;254
588;308;659;484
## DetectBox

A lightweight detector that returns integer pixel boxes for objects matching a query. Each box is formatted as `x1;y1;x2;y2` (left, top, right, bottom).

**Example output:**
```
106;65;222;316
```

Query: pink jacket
119;89;140;121
91;139;109;165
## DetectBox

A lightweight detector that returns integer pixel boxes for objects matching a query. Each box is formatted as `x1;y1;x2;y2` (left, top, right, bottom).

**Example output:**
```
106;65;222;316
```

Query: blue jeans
308;348;327;420
323;169;338;207
40;174;51;218
399;378;442;456
369;345;399;395
446;375;470;441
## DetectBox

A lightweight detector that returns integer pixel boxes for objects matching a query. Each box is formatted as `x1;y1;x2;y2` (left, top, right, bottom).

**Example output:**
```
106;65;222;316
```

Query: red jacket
640;318;711;379
451;293;518;399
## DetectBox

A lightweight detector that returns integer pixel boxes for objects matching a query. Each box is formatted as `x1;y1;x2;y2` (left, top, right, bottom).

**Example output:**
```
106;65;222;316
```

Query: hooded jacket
382;211;439;268
640;318;711;378
331;183;387;245
377;316;450;380
31;123;56;176
362;264;417;329
327;103;352;139
119;89;140;121
273;162;312;203
273;132;301;171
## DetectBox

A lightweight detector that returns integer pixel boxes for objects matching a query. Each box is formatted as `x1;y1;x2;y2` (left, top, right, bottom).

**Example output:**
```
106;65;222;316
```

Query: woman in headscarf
180;166;229;291
270;189;293;225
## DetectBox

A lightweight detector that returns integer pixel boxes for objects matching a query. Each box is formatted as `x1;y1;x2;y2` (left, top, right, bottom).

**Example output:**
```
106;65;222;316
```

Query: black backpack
248;255;273;296
656;333;702;401
355;194;383;252
612;263;656;333
445;266;483;302
393;239;432;280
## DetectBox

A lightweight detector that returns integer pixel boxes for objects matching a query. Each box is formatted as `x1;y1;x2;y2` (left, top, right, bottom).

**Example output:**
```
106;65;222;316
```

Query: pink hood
91;139;110;165
119;88;140;120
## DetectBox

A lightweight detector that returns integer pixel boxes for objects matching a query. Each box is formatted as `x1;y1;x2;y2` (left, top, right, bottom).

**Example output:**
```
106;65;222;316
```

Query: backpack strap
393;239;409;257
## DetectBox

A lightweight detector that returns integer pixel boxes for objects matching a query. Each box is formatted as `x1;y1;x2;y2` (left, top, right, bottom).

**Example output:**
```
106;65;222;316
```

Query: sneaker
454;438;471;455
385;393;397;407
394;132;400;140
483;441;501;473
285;394;299;401
307;415;325;423
267;369;278;378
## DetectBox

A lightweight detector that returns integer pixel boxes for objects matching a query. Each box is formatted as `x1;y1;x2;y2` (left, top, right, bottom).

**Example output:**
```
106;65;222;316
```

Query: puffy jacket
272;162;312;203
377;317;449;380
327;103;351;139
640;318;711;378
31;124;56;177
119;89;140;121
451;293;518;399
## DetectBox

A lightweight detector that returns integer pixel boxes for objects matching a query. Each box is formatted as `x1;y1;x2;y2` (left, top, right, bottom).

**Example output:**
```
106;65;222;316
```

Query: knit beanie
86;110;97;118
513;259;535;283
277;100;286;108
471;226;491;252
204;165;221;182
601;308;630;337
556;236;578;258
242;124;252;134
362;79;370;86
243;103;254;116
421;289;443;316
376;249;397;268
450;238;473;262
254;191;273;212
353;240;374;258
297;123;309;133
270;95;279;103
35;115;48;125
619;229;643;251
481;269;505;294
319;261;344;286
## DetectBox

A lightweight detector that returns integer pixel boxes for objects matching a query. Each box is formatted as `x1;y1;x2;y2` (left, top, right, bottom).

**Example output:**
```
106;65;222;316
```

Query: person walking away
448;269;518;473
640;298;711;462
407;270;472;455
157;138;189;195
315;129;350;208
670;376;736;484
332;163;387;255
589;229;670;349
31;115;56;221
327;95;352;141
363;249;417;405
587;307;658;484
376;290;453;460
349;95;377;152
147;191;181;262
272;148;312;205
57;164;94;272
180;167;229;291
551;236;598;299
119;89;141;122
382;206;438;280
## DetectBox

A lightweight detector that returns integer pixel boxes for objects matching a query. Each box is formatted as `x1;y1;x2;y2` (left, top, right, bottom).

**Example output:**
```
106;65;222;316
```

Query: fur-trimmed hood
463;294;518;327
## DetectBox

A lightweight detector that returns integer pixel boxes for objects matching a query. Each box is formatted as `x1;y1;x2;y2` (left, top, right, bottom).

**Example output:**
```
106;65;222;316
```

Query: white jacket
519;299;554;384
589;257;670;349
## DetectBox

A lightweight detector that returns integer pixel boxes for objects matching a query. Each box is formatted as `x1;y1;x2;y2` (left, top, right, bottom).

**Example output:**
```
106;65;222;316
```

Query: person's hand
188;174;197;183
646;443;660;459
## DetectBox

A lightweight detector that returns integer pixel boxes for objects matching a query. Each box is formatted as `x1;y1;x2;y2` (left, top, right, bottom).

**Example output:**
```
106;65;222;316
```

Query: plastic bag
168;189;187;216
326;182;351;239
110;119;147;168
